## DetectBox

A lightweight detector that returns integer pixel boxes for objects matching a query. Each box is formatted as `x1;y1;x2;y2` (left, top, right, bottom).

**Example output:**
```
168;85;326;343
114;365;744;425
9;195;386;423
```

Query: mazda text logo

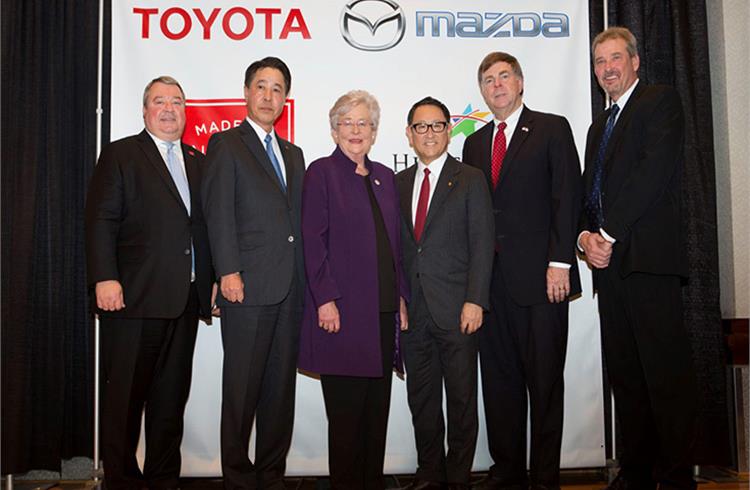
340;0;405;51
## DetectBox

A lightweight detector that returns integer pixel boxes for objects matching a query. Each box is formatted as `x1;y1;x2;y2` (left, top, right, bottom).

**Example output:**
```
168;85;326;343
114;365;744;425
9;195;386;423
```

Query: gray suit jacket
397;154;494;330
201;120;305;307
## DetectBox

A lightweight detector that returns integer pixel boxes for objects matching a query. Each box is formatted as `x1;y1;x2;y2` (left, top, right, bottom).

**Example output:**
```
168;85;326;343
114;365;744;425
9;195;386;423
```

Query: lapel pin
448;181;453;187
521;126;529;132
188;150;195;156
374;178;381;186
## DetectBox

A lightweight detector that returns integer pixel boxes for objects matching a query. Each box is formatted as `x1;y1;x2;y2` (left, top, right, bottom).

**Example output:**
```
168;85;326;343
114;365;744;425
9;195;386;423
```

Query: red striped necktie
491;121;507;189
414;168;430;242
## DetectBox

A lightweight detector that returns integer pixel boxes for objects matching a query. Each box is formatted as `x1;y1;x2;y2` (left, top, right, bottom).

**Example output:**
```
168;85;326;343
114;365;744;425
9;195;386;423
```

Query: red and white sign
184;98;295;153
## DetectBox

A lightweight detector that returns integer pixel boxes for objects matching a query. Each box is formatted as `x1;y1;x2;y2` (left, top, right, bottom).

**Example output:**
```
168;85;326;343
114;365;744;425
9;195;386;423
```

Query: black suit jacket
201;120;305;307
397;155;494;330
85;130;213;318
579;83;686;278
462;106;582;306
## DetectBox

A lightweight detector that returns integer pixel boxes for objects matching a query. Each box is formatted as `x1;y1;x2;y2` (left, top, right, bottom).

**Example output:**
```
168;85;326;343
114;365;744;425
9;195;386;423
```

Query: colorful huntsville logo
183;99;295;153
451;104;491;138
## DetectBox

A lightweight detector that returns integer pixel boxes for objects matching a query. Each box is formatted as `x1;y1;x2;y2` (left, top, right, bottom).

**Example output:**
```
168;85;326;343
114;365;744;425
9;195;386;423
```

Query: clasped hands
579;231;613;269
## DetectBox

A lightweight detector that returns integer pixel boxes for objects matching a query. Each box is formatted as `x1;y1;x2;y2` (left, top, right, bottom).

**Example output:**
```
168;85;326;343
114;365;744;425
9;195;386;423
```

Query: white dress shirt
147;130;188;203
411;152;448;225
247;116;287;184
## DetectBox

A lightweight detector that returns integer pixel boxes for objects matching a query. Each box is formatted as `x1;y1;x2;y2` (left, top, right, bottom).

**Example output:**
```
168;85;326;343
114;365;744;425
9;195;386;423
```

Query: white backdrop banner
111;0;605;476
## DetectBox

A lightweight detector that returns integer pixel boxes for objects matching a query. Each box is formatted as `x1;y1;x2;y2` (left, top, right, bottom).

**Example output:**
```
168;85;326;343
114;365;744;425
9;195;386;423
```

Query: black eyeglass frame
410;121;449;134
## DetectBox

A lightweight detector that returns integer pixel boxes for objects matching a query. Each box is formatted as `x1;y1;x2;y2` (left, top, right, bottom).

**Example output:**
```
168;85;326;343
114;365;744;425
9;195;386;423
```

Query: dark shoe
604;473;656;490
401;480;444;490
472;476;521;490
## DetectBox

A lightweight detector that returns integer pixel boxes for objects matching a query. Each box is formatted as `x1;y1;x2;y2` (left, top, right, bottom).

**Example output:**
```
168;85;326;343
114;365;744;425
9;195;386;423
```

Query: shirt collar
145;129;180;148
418;152;448;178
246;117;275;142
612;78;639;111
494;103;523;128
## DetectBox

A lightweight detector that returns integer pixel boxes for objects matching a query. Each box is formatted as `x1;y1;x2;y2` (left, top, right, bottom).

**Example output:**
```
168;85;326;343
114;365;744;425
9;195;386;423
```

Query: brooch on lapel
521;126;529;132
447;181;453;187
374;178;381;186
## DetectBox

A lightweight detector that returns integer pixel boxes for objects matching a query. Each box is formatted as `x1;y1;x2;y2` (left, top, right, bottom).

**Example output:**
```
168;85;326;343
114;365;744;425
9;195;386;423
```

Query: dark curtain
589;0;730;465
1;1;99;473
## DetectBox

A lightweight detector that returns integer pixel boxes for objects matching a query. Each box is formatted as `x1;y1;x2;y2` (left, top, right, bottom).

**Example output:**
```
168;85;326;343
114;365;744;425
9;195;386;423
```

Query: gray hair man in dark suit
579;27;696;490
85;76;215;489
396;96;494;490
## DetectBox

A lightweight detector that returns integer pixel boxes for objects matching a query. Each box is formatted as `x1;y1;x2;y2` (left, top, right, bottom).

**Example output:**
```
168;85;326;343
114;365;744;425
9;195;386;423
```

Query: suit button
184;249;190;255
417;247;422;253
288;235;294;243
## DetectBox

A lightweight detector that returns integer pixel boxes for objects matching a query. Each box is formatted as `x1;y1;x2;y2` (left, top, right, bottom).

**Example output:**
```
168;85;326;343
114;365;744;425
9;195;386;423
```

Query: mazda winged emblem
340;0;406;51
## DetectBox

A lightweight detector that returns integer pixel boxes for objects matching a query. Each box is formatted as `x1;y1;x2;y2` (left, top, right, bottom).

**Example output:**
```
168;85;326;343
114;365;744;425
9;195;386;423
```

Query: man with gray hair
579;26;696;490
85;76;214;489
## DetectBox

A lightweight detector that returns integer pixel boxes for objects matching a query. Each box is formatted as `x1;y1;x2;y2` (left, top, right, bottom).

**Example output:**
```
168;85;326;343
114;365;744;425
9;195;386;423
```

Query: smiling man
462;52;582;490
85;76;214;489
201;57;306;489
396;97;493;490
579;27;696;490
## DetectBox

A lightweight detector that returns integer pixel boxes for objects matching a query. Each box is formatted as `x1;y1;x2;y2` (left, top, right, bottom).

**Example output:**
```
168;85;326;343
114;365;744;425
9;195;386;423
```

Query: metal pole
611;391;616;459
93;0;105;481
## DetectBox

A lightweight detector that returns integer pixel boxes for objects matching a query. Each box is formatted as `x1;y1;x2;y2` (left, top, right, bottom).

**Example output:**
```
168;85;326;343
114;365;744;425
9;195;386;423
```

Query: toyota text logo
340;0;405;51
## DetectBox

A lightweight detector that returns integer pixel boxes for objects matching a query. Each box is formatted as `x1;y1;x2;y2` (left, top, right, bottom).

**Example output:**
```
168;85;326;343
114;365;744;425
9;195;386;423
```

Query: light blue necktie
166;142;191;214
166;142;194;278
264;133;286;191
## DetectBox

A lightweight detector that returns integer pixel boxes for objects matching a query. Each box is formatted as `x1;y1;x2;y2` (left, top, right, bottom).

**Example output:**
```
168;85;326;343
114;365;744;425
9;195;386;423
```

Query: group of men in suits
85;57;305;490
85;25;696;490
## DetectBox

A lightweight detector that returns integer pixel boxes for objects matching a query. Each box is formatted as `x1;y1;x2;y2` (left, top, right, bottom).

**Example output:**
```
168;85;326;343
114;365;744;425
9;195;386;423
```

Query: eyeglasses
410;121;448;134
337;119;374;129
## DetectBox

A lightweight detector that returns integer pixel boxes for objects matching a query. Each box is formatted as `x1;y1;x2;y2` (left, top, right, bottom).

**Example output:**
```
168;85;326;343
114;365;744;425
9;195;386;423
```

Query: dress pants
100;284;199;490
597;252;697;489
319;312;395;490
480;257;568;489
402;286;478;485
220;280;302;490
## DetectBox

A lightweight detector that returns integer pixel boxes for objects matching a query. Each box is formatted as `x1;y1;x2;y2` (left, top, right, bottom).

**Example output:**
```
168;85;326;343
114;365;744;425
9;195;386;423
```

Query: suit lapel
603;82;644;172
182;143;200;216
497;106;532;190
397;165;417;238
422;156;460;239
238;120;286;195
278;138;297;202
137;130;188;214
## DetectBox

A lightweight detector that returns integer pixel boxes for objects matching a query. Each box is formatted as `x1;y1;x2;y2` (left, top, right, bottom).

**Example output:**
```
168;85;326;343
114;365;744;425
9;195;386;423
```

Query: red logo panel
184;98;295;154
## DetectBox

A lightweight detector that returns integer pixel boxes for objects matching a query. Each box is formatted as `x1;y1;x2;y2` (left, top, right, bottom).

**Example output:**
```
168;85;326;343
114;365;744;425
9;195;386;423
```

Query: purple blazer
298;146;410;377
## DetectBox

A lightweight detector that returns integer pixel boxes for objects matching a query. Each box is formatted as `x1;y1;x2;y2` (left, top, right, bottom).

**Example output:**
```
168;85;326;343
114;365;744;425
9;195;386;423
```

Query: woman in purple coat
298;90;409;489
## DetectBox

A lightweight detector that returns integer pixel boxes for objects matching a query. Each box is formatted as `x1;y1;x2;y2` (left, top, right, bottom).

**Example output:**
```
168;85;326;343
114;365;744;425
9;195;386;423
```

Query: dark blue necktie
586;103;620;230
